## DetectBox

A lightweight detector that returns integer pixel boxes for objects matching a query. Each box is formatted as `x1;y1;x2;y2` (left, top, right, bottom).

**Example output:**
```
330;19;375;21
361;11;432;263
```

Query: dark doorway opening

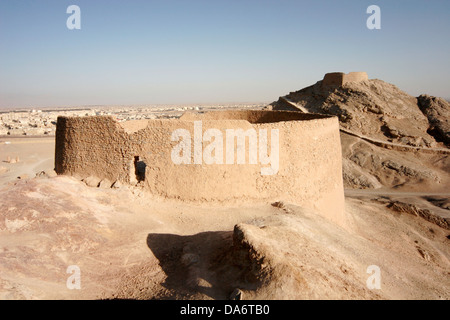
134;156;146;182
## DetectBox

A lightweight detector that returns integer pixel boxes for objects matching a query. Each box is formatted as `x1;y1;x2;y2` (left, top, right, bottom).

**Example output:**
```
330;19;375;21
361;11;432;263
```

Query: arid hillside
269;76;450;191
270;78;449;148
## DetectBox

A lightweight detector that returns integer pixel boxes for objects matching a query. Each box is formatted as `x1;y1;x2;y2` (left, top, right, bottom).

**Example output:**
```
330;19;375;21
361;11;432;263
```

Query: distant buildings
0;104;264;136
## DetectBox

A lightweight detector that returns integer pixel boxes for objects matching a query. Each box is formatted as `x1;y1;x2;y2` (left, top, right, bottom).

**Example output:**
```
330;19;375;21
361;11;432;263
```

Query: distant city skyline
1;0;449;108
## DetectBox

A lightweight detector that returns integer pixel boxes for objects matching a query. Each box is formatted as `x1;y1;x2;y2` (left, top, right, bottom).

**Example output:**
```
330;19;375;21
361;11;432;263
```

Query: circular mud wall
55;111;345;224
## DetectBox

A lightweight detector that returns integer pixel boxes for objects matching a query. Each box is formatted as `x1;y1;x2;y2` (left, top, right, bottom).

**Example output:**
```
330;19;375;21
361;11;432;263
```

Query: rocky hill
269;77;449;148
268;73;449;190
417;94;450;146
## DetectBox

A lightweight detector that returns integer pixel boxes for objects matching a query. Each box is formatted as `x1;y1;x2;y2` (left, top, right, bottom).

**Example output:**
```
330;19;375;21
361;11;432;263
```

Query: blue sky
0;0;449;108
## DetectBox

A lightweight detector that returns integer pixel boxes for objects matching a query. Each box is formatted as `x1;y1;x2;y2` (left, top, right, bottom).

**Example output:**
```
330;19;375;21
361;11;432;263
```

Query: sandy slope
0;175;448;300
0;136;55;186
0;176;278;299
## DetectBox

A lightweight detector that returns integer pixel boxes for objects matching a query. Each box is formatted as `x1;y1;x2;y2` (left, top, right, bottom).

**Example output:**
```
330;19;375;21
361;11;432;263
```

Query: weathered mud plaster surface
55;110;345;225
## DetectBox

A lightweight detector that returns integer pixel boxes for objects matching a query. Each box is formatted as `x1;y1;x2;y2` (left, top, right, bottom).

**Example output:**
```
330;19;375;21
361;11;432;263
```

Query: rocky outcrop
271;78;441;148
387;200;449;230
270;74;449;190
341;158;382;189
417;94;450;147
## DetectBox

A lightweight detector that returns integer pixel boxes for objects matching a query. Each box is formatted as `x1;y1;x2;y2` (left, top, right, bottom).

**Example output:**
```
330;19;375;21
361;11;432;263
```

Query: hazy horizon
1;0;449;109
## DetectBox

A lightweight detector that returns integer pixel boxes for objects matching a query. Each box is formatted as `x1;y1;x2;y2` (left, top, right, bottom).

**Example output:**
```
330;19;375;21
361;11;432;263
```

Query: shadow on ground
146;231;249;300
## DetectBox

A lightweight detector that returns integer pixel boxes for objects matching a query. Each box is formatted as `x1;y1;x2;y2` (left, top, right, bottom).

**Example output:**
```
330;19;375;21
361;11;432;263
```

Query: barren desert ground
0;103;449;300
